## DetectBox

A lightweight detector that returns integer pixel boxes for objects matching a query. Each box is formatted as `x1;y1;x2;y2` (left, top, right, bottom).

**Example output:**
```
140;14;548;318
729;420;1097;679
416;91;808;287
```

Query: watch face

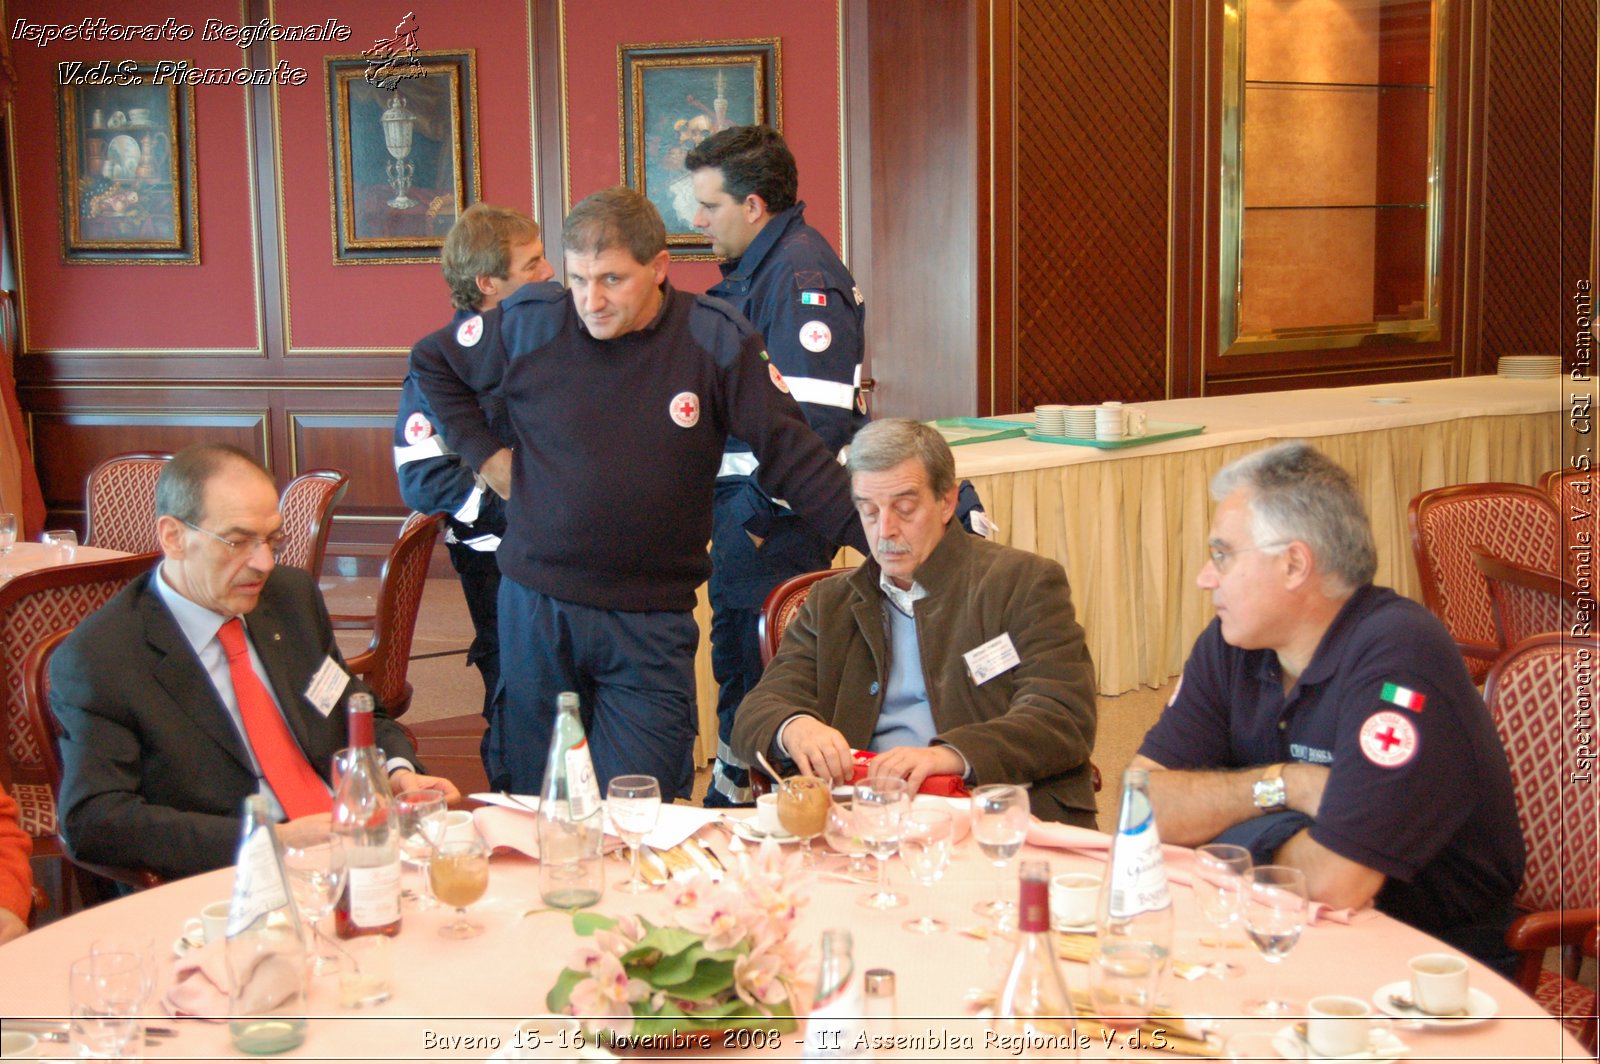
1253;778;1287;810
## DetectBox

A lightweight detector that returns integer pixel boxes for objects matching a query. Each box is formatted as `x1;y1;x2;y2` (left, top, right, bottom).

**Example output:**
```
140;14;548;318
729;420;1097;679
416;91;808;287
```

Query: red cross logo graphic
1359;710;1416;767
677;398;695;420
461;320;479;340
455;314;485;347
669;391;700;428
807;327;826;345
403;412;433;442
1372;726;1401;752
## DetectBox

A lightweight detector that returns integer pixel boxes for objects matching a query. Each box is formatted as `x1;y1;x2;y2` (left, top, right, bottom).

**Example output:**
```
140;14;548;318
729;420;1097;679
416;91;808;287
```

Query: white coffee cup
442;808;476;844
1306;994;1374;1057
1408;952;1469;1014
755;793;782;834
1124;408;1148;437
182;898;232;945
1049;871;1101;930
0;1030;39;1058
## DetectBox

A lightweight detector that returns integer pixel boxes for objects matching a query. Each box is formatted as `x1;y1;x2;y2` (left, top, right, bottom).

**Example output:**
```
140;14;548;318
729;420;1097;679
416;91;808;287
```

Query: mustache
875;539;912;557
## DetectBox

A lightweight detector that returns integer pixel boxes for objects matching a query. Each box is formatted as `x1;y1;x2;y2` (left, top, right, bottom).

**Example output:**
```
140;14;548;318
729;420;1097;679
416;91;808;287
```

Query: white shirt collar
878;570;926;618
152;561;234;655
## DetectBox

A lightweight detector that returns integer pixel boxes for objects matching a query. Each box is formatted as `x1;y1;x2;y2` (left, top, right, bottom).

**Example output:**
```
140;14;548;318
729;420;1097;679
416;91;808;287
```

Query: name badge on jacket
963;633;1020;686
304;656;351;717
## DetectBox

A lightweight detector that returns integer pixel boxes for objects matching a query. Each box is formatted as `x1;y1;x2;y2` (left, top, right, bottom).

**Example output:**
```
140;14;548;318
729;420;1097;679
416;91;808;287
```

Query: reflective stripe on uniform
393;436;449;467
784;376;856;410
717;451;761;479
459;532;500;551
452;484;484;524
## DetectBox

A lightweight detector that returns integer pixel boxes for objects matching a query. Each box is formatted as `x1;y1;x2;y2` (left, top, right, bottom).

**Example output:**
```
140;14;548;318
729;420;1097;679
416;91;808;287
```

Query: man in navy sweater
410;187;868;800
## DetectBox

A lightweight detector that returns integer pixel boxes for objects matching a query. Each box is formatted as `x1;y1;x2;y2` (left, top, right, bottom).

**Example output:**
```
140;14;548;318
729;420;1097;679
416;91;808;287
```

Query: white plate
723;815;800;844
1372;981;1497;1027
1272;1025;1403;1061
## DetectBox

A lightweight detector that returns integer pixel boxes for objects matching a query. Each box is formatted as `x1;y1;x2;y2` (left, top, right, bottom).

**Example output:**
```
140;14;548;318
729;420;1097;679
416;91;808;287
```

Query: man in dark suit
52;444;458;880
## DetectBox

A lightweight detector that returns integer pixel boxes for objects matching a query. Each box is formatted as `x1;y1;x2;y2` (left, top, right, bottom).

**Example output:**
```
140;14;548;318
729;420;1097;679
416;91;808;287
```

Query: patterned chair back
758;568;846;668
0;551;159;837
1408;483;1561;681
277;469;349;576
344;513;441;717
1470;546;1571;650
82;453;172;553
1483;632;1600;915
1539;468;1599;586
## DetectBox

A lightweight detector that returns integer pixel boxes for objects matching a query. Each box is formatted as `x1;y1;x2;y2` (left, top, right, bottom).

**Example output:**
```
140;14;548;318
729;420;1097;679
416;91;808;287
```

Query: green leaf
544;967;584;1014
663;957;736;998
634;925;701;958
572;912;617;936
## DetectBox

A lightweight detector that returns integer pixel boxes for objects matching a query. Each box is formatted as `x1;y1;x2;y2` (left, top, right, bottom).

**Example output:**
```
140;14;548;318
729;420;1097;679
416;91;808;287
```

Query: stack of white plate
1035;405;1069;435
1498;355;1560;379
1064;406;1098;438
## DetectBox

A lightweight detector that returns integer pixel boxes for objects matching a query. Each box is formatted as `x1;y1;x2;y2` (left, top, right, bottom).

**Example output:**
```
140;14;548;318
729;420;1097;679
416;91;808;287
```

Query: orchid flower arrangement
546;840;811;1040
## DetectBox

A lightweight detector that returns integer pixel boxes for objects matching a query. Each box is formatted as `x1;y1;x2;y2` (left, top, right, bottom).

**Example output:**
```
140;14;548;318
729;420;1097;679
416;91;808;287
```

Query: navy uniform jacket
409;280;869;612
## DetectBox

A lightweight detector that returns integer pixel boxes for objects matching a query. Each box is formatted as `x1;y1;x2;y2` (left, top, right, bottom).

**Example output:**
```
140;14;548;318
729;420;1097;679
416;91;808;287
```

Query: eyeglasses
1206;541;1288;571
184;521;286;560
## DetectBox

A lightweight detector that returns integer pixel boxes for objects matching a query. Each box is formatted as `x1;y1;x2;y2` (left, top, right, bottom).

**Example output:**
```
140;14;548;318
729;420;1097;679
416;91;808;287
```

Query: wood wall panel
287;411;403;516
1011;0;1169;408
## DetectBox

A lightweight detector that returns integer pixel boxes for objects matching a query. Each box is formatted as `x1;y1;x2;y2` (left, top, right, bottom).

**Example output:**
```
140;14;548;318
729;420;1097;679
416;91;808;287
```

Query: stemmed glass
823;785;874;879
854;778;911;909
395;788;449;909
607;774;661;894
89;937;157;1010
281;827;347;976
776;775;829;867
899;807;953;933
430;836;491;938
1193;843;1252;978
68;952;145;1059
971;783;1029;919
1241;864;1308;1016
0;513;15;555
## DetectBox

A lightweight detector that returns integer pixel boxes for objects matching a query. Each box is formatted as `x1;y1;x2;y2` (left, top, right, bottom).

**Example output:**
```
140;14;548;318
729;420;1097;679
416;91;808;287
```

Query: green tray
927;417;1033;446
1025;420;1205;449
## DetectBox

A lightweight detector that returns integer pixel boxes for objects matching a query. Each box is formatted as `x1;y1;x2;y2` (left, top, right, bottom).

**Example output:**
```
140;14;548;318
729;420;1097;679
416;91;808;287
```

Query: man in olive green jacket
731;419;1098;826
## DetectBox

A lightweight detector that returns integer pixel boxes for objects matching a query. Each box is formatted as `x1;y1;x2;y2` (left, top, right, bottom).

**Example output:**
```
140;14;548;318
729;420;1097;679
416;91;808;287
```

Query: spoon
1387;989;1467;1018
755;750;784;787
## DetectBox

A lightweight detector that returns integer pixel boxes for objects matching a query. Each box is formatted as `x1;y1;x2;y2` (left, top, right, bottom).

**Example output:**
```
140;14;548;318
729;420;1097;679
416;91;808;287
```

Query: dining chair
277;468;349;577
1539;467;1598;587
81;452;172;553
333;512;442;722
1469;546;1576;652
0;551;160;911
754;566;1101;793
21;628;161;906
1408;483;1562;683
1483;632;1599;1047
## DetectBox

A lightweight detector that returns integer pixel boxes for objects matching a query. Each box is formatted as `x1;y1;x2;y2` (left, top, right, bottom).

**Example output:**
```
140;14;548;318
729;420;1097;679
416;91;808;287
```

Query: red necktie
215;618;330;819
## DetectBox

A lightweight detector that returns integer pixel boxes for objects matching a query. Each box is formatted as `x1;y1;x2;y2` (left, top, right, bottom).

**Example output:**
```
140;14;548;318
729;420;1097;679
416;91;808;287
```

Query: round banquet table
0;541;130;582
0;821;1586;1061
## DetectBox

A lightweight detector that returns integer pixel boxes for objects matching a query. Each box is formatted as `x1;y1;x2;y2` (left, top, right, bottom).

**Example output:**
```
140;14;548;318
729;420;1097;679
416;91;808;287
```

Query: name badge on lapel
304;656;351;717
962;633;1020;686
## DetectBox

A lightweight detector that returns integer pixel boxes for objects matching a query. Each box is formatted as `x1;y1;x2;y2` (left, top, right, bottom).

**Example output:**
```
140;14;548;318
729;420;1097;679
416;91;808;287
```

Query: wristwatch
1252;763;1288;812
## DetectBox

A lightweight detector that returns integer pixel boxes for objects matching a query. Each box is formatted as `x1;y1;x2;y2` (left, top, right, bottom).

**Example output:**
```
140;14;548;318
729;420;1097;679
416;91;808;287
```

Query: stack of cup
1034;405;1068;436
1095;402;1125;442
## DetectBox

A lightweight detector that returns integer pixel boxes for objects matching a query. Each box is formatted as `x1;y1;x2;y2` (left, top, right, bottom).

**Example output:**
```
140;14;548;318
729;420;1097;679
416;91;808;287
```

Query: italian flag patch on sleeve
1380;682;1426;712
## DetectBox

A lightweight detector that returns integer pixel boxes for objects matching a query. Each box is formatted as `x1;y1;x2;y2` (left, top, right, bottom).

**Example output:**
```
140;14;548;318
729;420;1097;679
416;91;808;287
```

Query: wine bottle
1092;768;1174;1026
994;860;1077;1054
332;692;402;937
537;691;604;908
803;928;866;1060
226;795;307;1054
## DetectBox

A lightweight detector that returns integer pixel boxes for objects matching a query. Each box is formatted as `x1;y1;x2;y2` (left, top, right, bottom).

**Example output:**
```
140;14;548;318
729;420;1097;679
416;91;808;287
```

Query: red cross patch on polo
799;320;832;353
1359;710;1417;768
403;412;434;441
769;363;790;394
669;391;700;428
456;314;484;347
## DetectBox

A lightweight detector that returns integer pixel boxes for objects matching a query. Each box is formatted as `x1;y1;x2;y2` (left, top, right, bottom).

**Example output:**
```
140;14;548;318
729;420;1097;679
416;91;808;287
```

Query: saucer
172;932;202;957
723;815;800;844
1272;1025;1403;1061
1372;981;1496;1027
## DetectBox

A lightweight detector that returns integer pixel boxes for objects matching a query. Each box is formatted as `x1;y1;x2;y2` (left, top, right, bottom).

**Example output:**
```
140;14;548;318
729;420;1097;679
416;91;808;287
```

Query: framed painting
618;39;781;259
57;64;199;264
326;50;479;264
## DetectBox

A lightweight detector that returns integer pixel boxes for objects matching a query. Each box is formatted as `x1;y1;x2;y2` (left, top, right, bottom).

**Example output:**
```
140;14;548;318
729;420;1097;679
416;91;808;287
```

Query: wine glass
971;783;1029;919
395;788;449;910
89;937;157;1011
430;836;491;938
281;827;347;976
854;777;910;909
0;513;15;555
899;807;953;933
776;775;829;867
1193;843;1252;978
607;774;661;894
68;954;144;1059
1241;864;1308;1016
822;785;874;878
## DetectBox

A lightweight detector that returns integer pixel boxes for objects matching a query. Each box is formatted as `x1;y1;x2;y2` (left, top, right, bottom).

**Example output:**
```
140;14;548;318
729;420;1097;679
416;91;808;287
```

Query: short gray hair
1210;441;1377;592
846;419;956;497
156;444;271;524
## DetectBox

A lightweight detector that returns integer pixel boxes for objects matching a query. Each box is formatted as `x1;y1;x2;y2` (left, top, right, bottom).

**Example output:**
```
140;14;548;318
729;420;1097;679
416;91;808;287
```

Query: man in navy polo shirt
1133;441;1524;975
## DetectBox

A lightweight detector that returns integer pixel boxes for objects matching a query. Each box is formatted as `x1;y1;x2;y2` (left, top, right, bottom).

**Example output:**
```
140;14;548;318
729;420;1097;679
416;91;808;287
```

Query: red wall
560;1;843;294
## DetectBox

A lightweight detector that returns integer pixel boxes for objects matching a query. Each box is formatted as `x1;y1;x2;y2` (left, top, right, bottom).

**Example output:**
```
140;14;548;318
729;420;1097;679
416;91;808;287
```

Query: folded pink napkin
162;939;228;1021
1024;820;1377;926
